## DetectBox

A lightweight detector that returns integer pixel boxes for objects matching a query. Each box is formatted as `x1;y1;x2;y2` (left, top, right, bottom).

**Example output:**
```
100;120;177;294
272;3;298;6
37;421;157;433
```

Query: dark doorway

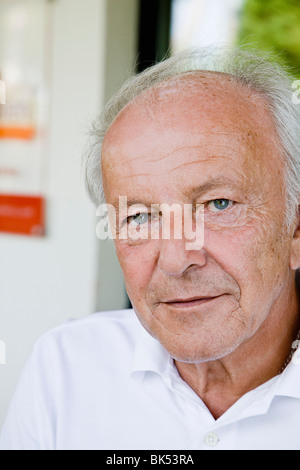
137;0;172;72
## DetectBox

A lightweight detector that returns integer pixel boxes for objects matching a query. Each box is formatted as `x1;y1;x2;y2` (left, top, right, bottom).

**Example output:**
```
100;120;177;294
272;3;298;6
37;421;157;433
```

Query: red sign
0;194;45;236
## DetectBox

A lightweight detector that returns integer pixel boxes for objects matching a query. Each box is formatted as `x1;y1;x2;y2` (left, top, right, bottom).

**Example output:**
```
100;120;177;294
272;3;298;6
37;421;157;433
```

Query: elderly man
1;48;300;450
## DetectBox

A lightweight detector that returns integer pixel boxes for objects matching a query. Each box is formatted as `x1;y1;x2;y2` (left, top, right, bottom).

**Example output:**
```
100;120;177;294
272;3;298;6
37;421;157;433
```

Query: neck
175;274;300;420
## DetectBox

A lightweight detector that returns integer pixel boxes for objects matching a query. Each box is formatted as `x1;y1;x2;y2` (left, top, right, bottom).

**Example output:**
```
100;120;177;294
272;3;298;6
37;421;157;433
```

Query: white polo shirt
1;309;300;450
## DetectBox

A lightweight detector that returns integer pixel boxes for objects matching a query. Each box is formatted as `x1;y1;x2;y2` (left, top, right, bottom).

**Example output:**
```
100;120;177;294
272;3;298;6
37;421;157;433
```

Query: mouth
162;295;225;308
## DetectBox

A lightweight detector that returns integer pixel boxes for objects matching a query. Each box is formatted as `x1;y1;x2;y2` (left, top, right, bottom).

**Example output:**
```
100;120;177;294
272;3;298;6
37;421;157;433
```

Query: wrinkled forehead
101;73;285;207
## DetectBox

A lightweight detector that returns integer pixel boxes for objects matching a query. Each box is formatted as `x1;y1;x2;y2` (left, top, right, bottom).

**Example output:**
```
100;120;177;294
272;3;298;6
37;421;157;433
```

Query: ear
290;208;300;270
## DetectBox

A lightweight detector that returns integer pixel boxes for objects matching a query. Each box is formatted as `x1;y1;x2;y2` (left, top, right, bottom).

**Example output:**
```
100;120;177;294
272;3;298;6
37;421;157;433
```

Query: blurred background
0;0;300;426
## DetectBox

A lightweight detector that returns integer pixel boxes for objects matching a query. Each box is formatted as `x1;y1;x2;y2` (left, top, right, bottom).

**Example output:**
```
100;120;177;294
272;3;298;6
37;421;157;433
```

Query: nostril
157;239;207;276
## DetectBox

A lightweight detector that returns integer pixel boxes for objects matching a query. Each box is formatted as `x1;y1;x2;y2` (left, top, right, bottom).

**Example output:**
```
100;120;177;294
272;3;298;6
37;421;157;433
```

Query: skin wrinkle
148;294;244;346
169;156;239;174
105;143;247;174
102;73;300;420
204;201;274;232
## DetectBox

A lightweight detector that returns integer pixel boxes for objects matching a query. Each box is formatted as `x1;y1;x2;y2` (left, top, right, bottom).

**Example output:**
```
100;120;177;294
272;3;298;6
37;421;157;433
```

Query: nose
157;237;207;276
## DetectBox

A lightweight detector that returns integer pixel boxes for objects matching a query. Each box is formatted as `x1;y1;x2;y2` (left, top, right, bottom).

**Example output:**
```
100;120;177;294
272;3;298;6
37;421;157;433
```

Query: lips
163;294;225;308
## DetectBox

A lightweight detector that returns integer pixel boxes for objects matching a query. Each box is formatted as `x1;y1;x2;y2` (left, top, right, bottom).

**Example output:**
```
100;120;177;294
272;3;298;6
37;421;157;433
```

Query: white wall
0;0;139;427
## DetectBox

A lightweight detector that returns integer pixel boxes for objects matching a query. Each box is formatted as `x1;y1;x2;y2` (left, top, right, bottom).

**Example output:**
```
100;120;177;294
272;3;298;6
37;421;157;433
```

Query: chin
160;332;244;364
133;303;247;363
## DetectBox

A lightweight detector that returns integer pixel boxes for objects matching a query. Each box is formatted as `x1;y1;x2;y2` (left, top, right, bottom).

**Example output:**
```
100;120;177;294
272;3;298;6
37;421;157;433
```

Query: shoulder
36;308;139;341
0;310;144;450
32;309;142;368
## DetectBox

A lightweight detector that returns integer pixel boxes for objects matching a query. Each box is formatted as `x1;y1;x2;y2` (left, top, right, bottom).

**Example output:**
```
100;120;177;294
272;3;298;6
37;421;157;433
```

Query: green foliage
237;0;300;78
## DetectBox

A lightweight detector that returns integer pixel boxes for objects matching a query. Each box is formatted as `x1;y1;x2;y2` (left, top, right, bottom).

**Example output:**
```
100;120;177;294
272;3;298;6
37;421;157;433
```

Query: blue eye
208;199;232;212
128;213;149;225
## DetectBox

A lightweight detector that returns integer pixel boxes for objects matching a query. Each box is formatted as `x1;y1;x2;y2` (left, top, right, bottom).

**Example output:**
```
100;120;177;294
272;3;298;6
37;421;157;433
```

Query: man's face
102;75;295;363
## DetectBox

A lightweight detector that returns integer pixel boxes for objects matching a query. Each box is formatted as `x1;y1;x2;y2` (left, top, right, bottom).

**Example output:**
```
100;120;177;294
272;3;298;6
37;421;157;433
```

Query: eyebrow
111;177;242;210
111;197;153;210
183;177;241;199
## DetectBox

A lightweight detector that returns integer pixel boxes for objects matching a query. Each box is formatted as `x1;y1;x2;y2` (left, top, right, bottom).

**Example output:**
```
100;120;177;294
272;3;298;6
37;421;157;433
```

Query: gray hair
83;47;300;227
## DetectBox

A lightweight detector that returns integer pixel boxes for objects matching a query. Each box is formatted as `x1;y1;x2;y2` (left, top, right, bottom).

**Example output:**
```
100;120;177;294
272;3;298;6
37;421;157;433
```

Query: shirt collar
273;353;300;400
131;324;175;380
131;321;300;403
272;269;300;400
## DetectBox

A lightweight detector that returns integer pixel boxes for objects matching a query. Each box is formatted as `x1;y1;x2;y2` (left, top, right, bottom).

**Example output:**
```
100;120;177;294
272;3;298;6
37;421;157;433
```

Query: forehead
102;74;283;202
104;73;275;146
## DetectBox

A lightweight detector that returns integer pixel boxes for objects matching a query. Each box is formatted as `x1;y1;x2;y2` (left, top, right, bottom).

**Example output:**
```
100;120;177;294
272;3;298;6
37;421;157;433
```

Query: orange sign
0;194;45;236
0;126;36;140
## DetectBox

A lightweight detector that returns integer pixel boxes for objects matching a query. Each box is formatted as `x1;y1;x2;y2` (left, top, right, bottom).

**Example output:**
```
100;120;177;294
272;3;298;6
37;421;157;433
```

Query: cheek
254;228;291;285
115;241;158;304
205;226;258;280
206;221;290;294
